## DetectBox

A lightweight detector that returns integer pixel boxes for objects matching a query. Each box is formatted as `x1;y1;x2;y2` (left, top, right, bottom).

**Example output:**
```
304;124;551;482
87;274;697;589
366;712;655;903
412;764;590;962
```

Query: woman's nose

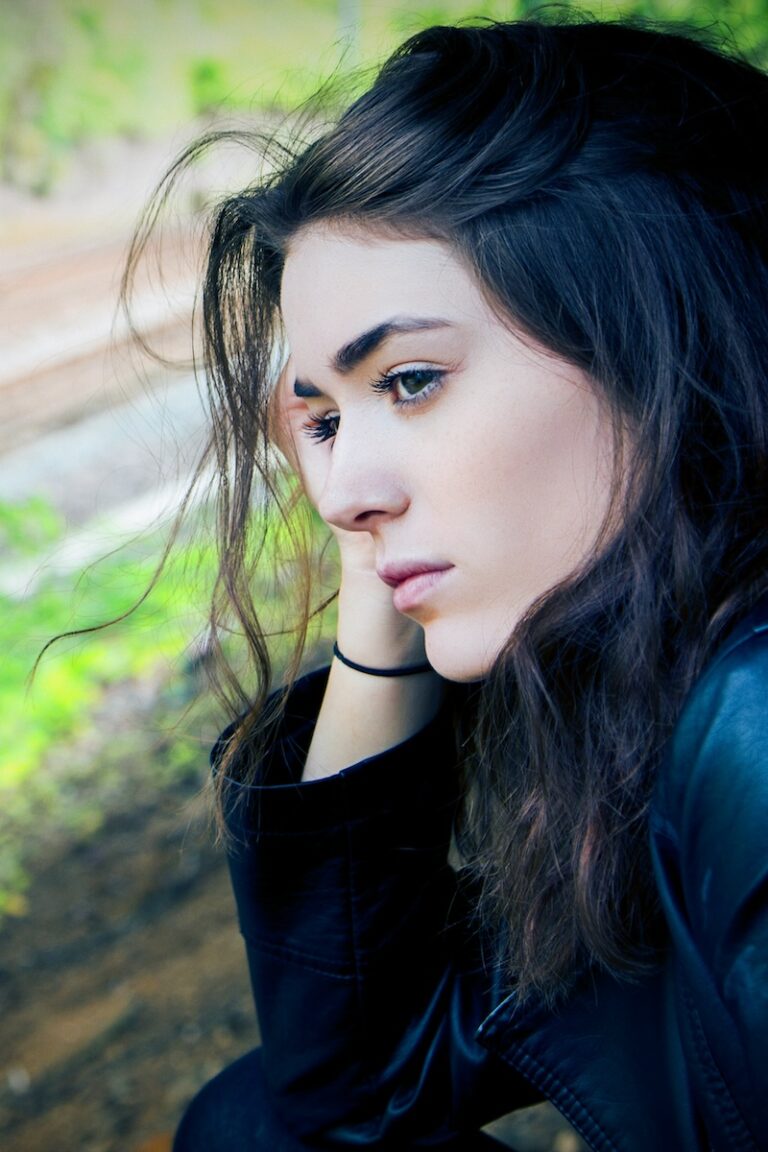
316;431;408;533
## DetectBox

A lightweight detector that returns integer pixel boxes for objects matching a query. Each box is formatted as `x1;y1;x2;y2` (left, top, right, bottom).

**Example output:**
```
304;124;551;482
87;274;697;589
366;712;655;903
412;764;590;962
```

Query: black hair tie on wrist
332;641;433;677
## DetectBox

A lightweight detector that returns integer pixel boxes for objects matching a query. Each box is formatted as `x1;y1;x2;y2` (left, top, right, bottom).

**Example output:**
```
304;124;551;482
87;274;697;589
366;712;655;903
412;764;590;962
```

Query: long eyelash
301;369;444;445
370;371;399;395
370;368;445;405
301;412;339;442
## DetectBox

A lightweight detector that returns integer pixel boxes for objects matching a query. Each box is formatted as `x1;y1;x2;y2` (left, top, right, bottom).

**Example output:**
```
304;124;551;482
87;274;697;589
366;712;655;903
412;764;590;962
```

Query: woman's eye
302;411;339;443
395;368;439;398
300;367;444;446
372;367;445;404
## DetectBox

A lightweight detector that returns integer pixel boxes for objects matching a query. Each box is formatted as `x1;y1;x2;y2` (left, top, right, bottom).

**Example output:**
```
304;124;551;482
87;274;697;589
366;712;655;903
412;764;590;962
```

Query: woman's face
280;225;616;681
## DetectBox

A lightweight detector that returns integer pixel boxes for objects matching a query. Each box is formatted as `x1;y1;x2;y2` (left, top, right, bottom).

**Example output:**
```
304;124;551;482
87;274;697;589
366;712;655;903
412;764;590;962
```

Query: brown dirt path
0;781;260;1152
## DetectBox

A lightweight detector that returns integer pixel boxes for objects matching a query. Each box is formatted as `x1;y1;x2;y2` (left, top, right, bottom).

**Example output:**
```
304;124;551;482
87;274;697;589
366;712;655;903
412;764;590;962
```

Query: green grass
0;494;335;920
0;514;199;914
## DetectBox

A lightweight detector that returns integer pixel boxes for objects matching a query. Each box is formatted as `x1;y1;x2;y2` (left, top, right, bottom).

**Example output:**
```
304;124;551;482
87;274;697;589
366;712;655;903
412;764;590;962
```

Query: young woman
153;15;768;1152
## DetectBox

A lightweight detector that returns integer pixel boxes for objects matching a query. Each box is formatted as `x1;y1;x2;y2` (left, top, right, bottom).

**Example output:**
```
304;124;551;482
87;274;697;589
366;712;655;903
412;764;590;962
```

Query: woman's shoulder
651;592;768;889
650;596;768;1143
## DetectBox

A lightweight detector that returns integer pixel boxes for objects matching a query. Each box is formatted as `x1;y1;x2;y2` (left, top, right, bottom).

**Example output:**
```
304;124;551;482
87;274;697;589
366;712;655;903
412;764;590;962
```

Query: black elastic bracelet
332;641;433;677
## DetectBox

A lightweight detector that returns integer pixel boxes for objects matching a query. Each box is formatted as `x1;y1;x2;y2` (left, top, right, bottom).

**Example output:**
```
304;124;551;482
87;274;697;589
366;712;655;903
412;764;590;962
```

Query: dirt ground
0;772;259;1152
0;713;585;1152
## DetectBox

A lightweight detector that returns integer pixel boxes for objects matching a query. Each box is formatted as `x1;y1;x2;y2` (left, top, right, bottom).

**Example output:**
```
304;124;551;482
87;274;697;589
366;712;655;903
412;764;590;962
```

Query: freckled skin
280;225;616;683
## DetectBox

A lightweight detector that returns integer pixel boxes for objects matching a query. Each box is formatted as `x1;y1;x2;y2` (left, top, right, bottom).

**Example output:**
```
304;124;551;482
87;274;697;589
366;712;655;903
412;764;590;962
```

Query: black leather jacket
219;597;768;1151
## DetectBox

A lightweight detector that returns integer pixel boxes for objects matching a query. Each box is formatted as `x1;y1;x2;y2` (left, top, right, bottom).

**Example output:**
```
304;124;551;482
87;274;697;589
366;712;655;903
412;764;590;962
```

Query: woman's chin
423;628;497;684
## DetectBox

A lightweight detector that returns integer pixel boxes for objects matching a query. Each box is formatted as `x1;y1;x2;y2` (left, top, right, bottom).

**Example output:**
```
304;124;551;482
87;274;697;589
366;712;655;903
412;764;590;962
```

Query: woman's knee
172;1047;517;1152
172;1047;304;1152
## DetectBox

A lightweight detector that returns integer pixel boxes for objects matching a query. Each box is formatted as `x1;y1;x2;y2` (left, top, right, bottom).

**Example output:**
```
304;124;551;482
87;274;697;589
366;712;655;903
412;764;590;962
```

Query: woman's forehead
280;226;489;353
282;224;460;294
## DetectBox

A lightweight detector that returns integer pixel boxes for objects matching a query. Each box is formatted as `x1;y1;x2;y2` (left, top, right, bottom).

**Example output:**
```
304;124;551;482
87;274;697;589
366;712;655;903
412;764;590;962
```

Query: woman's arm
226;368;538;1141
301;555;445;781
220;668;539;1146
651;618;768;1147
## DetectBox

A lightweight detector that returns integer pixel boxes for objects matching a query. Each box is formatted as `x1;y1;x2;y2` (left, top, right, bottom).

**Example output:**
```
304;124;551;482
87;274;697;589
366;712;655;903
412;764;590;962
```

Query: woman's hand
271;362;443;780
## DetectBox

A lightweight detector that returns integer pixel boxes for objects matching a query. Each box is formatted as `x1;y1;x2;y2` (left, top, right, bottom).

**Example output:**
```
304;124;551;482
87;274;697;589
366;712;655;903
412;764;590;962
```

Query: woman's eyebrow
293;315;453;397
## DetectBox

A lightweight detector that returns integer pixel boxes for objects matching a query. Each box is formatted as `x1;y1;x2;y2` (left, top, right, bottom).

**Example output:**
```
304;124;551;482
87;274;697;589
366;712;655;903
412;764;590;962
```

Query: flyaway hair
125;14;768;1000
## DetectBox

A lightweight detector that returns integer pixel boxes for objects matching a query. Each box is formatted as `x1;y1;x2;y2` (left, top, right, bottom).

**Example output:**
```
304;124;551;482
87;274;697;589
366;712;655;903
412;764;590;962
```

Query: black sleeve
217;667;540;1146
651;629;768;1148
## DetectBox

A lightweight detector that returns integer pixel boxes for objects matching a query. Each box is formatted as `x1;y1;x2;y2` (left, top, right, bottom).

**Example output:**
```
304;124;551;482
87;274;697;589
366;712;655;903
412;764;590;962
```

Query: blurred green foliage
2;0;767;192
0;493;333;919
0;500;204;915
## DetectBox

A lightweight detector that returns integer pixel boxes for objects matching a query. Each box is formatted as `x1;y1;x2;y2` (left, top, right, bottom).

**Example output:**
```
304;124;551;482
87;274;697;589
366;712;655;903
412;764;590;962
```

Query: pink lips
377;562;454;613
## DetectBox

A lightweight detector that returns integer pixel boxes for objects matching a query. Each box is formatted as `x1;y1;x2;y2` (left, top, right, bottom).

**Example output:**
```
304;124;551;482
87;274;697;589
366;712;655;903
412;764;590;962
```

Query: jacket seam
680;981;760;1151
241;932;357;979
237;809;453;838
502;1046;619;1152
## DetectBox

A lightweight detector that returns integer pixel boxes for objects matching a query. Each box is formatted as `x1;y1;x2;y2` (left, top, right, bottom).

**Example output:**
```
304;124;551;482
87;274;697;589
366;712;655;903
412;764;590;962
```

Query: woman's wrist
301;568;442;781
301;657;445;781
332;641;432;677
335;570;429;668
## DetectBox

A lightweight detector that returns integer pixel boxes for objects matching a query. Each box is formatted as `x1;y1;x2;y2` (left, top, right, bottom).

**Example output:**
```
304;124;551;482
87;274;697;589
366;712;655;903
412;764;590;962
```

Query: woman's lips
392;569;452;612
377;563;454;613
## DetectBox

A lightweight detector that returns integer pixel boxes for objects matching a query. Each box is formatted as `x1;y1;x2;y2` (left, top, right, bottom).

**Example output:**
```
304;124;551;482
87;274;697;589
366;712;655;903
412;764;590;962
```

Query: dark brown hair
126;15;768;1000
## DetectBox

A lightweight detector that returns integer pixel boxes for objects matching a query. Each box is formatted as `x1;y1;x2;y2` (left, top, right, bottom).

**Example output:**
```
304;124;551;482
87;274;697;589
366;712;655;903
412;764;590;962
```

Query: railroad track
0;229;211;597
0;232;198;456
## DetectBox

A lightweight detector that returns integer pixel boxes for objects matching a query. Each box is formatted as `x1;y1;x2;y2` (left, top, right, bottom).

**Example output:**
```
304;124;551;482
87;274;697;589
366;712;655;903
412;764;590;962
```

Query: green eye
370;366;447;407
397;369;436;396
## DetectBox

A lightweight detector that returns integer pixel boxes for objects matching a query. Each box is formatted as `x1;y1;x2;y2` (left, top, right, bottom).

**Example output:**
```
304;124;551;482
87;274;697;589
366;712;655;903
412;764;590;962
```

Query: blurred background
1;2;766;1150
